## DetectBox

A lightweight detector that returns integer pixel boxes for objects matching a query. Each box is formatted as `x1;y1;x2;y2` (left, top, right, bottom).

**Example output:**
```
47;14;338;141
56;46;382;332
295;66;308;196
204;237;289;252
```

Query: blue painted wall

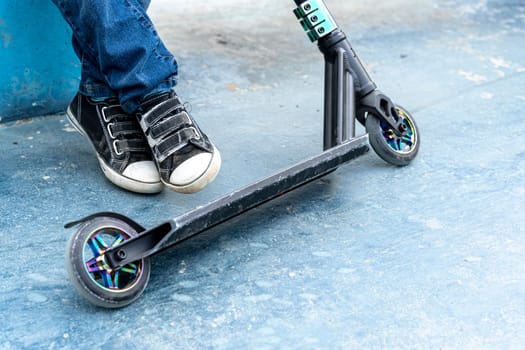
0;0;79;124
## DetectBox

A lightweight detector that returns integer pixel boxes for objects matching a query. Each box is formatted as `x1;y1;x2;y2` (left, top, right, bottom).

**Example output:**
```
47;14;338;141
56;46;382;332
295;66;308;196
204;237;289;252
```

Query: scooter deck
104;135;370;269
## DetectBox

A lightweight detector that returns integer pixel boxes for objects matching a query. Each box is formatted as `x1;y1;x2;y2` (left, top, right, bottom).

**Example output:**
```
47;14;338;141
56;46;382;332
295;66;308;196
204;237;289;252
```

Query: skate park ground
1;0;524;348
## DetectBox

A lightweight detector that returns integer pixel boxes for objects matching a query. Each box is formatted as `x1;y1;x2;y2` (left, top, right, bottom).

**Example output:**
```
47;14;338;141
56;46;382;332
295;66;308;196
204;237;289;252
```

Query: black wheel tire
65;216;151;308
366;105;420;166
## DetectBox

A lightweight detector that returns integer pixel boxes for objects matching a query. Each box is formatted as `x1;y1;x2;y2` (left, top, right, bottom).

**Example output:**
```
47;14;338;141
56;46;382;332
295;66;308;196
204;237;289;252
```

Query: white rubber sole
66;107;164;194
164;145;222;194
96;158;164;194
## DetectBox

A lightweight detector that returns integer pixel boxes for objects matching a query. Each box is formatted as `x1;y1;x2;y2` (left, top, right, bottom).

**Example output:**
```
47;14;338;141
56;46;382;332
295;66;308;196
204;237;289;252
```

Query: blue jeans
52;0;178;113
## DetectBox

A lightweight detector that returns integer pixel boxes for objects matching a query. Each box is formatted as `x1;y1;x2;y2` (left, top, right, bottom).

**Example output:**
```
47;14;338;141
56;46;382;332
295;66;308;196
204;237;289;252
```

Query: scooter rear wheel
65;216;151;308
366;105;420;166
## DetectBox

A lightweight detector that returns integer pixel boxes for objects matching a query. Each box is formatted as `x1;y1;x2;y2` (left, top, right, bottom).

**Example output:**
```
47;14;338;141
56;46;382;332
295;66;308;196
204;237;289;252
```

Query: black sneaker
138;91;221;193
67;93;163;193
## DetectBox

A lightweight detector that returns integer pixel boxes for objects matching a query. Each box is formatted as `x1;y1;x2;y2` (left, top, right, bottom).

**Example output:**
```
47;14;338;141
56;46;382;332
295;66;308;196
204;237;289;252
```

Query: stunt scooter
64;0;420;308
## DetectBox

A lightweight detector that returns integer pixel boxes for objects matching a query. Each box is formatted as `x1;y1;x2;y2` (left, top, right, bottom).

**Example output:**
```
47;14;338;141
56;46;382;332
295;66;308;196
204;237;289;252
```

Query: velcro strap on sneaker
113;139;149;156
149;111;192;140
108;121;142;138
154;127;200;163
139;96;184;132
101;105;127;123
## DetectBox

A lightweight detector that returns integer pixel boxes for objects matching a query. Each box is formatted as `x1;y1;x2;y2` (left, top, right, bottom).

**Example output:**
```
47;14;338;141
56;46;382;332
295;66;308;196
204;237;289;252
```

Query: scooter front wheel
65;216;151;308
366;105;420;166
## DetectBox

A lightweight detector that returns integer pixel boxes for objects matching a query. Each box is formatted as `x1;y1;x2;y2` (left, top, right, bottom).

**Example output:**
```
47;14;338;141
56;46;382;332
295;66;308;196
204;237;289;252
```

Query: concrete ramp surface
1;0;524;348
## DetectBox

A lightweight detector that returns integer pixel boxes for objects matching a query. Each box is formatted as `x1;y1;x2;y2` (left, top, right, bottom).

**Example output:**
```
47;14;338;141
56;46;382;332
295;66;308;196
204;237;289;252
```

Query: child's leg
52;0;221;193
52;0;177;114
